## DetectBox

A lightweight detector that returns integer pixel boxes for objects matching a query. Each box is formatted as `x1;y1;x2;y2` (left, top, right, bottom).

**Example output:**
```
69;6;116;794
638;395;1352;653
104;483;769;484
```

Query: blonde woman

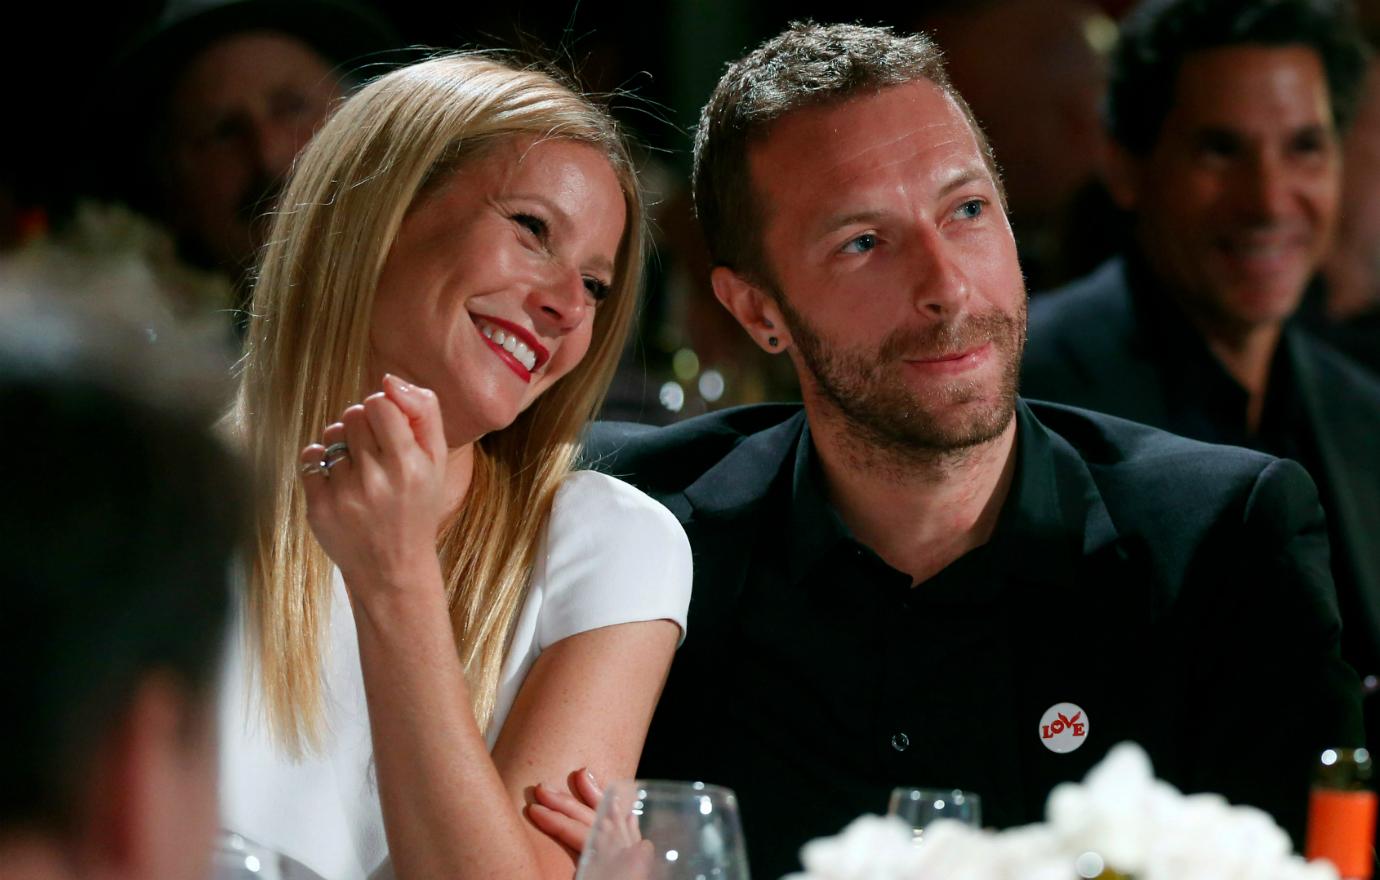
219;54;691;880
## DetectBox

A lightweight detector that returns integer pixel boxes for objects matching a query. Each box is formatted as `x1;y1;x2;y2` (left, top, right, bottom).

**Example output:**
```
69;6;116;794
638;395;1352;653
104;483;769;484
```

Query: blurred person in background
100;0;396;317
1023;0;1380;765
0;275;243;880
916;0;1123;290
1307;35;1380;374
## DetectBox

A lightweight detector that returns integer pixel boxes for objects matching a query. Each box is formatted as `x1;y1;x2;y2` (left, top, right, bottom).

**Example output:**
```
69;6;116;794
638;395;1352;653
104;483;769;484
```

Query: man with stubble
586;21;1362;878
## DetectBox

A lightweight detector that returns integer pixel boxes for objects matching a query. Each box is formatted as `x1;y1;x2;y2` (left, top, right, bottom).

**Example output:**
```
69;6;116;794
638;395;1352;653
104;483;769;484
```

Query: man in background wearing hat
110;0;394;297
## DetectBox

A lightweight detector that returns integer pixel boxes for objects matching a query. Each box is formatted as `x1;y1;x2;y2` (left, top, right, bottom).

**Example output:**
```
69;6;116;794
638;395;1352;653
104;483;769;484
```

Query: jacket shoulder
581;404;802;494
1298;332;1380;410
1028;400;1299;525
1024;261;1138;399
1027;261;1132;350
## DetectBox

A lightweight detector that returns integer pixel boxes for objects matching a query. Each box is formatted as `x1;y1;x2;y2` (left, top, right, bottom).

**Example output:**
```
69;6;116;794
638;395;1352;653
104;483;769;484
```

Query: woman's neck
444;443;476;517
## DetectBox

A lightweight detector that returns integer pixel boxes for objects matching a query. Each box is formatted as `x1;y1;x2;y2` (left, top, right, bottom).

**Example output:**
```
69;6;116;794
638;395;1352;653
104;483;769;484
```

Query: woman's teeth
478;322;538;371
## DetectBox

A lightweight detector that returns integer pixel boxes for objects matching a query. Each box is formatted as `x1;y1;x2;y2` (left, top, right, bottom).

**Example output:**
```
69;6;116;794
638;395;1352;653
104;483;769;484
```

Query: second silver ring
322;441;351;470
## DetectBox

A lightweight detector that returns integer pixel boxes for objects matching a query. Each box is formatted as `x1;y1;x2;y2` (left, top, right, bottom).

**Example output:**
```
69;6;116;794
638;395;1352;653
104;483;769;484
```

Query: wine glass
887;788;982;844
575;780;751;880
213;832;286;880
212;832;323;880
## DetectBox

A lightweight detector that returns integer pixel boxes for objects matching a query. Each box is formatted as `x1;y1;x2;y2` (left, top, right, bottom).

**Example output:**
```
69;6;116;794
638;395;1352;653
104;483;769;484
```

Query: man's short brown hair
692;20;1004;285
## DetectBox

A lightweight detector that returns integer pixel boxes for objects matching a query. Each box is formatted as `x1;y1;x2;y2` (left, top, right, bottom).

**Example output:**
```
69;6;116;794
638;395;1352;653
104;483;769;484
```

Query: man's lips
1213;236;1311;277
902;343;992;373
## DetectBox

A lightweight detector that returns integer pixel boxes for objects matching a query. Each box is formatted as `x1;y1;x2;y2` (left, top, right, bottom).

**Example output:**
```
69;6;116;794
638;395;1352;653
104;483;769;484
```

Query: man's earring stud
768;336;779;348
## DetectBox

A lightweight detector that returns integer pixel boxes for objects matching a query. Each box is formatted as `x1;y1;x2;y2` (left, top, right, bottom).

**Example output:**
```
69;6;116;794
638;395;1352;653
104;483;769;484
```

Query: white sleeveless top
218;471;693;880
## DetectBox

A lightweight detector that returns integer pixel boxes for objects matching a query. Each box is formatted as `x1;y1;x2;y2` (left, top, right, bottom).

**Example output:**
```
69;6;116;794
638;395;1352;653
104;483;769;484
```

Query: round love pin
1038;702;1089;753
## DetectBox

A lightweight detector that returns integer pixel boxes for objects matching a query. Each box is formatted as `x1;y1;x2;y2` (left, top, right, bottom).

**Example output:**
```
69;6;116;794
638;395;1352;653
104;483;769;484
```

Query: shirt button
891;732;910;752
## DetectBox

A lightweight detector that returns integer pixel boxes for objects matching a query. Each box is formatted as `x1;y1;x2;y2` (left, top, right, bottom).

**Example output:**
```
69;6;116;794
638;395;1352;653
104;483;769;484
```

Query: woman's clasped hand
298;375;450;591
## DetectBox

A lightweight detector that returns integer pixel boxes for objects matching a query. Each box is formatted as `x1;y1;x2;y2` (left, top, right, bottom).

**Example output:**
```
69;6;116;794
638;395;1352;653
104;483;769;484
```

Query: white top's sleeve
534;470;692;650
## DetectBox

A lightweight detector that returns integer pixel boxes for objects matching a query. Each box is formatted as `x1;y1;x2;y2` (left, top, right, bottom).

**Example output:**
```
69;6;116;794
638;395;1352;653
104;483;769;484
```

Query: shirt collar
783;402;1087;588
785;419;855;585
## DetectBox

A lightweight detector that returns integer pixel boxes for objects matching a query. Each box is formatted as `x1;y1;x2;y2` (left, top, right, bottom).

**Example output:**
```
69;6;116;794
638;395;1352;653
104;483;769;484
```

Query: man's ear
710;266;791;354
1103;138;1145;212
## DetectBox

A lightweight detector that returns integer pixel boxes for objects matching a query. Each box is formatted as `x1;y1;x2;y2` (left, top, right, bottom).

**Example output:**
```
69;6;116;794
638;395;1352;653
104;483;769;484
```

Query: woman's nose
528;266;590;335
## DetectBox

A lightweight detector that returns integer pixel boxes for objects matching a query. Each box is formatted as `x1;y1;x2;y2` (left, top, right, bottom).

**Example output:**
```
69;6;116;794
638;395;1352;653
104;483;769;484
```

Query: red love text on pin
1042;711;1086;739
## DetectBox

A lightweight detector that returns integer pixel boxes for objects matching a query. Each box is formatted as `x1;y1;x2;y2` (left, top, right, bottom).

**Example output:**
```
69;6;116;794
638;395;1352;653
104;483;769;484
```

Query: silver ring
300;461;329;478
322;441;350;470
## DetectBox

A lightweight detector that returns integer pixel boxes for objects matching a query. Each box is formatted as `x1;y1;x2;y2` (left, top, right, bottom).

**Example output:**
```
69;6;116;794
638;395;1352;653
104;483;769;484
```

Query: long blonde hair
234;54;645;754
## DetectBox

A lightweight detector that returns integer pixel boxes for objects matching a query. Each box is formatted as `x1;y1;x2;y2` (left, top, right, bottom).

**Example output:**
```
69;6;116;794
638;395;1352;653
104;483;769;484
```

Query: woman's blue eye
512;213;548;239
841;233;878;254
956;199;984;220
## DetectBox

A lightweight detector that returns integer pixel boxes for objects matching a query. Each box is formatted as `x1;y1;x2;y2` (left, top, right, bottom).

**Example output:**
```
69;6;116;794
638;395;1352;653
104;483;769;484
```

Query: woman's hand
531;769;653;879
527;768;606;852
299;374;450;590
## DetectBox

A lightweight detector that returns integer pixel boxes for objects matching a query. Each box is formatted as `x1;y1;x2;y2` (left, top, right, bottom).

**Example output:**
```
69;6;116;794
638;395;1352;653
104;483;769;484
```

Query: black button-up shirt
721;417;1042;879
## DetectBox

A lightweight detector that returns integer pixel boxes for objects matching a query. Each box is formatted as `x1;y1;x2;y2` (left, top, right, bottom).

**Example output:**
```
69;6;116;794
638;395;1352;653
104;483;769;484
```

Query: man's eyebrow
935;167;988;199
816;209;887;237
813;167;993;237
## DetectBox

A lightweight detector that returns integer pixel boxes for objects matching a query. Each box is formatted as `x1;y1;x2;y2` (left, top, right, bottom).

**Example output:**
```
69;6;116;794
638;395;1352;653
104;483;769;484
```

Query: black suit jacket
585;401;1362;876
1024;258;1380;687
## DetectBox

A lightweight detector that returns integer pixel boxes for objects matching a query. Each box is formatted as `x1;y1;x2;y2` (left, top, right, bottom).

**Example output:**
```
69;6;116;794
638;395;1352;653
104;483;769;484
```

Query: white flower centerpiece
787;743;1337;880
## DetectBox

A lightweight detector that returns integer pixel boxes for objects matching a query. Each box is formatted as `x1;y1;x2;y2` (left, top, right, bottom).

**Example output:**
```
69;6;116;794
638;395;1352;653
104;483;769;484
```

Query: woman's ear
710;267;791;354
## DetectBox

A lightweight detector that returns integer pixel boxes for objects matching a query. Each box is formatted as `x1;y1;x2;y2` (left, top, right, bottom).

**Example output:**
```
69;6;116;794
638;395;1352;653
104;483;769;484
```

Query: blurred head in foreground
0;268;244;880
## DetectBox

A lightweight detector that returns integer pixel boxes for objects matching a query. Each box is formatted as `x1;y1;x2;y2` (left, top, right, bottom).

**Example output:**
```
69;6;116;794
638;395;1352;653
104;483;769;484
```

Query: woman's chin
442;406;521;449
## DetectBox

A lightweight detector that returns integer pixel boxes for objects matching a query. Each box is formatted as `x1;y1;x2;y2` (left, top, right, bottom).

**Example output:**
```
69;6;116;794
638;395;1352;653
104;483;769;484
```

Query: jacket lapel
676;411;807;645
1289;333;1380;665
1054;259;1172;428
999;404;1151;816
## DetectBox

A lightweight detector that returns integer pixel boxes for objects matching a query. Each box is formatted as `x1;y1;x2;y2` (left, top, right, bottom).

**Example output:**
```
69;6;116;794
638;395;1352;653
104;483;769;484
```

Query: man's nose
907;227;972;317
1237;152;1294;222
249;117;310;181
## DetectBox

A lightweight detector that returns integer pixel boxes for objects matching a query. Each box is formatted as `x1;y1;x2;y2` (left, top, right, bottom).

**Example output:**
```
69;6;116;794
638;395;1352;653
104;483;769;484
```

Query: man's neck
1201;323;1282;434
1133;246;1286;434
807;409;1019;587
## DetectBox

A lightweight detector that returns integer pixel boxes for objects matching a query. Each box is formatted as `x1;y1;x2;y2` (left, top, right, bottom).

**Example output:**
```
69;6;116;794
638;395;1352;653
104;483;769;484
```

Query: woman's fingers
383;374;447;461
571;767;605;809
622;809;642;846
528;781;601;851
363;391;418;462
299;443;330;493
527;803;594;852
341;403;381;462
534;782;598;824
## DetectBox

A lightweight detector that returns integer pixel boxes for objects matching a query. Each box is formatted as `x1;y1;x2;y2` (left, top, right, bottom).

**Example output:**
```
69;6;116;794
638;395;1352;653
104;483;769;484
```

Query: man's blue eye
957;200;984;219
842;233;878;254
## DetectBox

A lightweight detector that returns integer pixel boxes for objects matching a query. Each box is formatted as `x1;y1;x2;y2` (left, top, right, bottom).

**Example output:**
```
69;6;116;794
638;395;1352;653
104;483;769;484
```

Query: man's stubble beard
776;288;1028;469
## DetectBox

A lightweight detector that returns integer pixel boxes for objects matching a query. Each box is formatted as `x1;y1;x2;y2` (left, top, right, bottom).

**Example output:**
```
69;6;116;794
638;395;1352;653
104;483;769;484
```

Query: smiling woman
224;54;691;880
